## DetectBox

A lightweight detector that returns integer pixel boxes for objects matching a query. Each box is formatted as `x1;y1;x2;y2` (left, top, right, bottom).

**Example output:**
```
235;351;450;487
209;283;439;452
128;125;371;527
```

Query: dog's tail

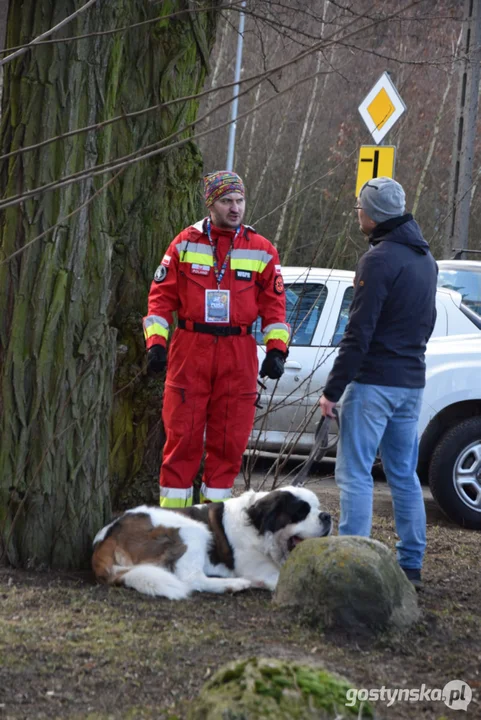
119;564;190;600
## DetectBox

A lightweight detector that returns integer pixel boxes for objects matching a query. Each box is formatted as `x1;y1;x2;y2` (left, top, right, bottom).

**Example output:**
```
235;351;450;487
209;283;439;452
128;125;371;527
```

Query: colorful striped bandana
203;171;245;207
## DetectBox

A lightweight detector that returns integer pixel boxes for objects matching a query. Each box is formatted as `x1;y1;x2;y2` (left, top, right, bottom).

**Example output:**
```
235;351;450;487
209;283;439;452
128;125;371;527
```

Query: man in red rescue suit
143;170;290;507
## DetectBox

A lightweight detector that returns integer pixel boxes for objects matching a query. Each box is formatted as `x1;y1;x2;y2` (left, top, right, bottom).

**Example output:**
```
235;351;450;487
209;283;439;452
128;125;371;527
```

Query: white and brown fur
92;486;331;600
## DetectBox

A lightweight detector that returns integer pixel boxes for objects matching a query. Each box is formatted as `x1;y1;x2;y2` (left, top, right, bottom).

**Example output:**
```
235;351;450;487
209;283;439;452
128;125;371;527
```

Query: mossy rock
187;657;375;719
274;536;419;633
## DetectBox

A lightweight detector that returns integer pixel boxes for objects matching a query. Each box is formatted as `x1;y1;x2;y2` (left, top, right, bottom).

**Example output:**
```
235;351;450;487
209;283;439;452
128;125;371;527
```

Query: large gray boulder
274;536;419;633
187;657;375;719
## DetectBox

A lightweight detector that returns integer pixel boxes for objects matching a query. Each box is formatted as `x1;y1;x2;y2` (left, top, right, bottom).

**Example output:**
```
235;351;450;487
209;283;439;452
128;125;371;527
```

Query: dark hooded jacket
323;214;438;403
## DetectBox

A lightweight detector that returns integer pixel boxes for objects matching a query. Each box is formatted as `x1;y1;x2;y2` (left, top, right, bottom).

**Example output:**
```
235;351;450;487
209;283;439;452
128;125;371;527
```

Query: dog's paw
226;578;252;593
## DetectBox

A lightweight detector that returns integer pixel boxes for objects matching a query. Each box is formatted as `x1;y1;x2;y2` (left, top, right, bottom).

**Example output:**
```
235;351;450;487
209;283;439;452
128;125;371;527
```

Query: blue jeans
335;381;426;569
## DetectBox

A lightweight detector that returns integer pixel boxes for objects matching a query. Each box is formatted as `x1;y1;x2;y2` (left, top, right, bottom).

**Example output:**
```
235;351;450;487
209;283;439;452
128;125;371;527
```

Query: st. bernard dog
92;486;331;599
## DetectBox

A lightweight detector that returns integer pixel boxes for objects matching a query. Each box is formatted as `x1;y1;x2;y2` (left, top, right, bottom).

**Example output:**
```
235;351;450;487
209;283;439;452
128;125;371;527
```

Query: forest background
199;0;471;267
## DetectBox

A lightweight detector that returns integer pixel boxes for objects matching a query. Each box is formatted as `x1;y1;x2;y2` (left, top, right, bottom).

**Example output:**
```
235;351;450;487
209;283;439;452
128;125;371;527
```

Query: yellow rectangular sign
355;145;396;196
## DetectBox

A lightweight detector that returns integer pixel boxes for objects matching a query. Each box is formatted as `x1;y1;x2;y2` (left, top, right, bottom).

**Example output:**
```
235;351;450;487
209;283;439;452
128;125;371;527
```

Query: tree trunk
0;0;220;568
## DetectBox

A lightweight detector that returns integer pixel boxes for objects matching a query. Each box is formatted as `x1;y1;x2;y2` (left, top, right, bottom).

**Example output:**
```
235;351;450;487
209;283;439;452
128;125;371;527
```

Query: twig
1;169;124;266
0;3;246;55
0;0;99;68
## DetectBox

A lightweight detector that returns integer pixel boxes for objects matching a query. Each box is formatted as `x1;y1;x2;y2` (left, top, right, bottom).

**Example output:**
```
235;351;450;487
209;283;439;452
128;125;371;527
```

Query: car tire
429;417;481;530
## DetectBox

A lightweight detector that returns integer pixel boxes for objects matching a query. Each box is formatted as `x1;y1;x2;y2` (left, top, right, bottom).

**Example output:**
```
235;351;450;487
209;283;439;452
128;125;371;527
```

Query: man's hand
320;394;337;418
147;345;167;375
260;349;285;380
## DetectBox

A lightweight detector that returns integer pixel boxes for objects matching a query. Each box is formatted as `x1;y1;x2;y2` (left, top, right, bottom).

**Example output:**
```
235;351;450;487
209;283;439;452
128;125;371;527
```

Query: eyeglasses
353;205;362;211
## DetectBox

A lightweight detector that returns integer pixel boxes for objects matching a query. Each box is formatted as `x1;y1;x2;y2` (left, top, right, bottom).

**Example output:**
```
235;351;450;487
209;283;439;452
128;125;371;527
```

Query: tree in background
0;0;220;568
199;0;467;265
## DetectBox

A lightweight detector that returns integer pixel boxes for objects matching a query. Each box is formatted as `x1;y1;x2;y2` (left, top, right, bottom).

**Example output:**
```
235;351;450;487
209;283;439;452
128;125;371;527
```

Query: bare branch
0;169;124;266
0;3;244;55
0;0;427;168
0;68;332;214
0;0;99;68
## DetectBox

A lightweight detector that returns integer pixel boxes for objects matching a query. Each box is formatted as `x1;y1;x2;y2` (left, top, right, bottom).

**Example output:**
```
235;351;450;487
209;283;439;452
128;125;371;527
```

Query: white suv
252;267;481;529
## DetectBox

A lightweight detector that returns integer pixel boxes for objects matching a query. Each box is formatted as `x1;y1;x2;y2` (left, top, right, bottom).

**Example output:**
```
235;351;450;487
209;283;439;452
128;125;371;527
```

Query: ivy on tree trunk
0;0;220;568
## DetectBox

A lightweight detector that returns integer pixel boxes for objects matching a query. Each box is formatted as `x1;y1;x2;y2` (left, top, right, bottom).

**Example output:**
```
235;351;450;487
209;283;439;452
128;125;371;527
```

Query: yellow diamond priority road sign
355;145;396;197
358;72;406;144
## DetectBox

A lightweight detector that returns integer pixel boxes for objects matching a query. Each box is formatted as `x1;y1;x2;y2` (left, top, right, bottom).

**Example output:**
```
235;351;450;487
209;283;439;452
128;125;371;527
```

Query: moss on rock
187;657;375;719
274;536;419;633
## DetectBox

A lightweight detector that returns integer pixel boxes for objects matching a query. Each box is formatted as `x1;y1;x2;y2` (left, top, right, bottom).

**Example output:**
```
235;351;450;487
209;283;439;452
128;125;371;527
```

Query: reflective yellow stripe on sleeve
145;323;169;341
263;322;290;346
143;315;169;341
264;328;290;345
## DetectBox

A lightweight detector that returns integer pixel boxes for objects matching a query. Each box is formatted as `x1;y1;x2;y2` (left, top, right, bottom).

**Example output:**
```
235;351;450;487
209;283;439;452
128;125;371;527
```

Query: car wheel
429;417;481;529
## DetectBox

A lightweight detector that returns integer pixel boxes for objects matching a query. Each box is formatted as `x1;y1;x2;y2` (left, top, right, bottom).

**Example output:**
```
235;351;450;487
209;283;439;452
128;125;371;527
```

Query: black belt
178;319;252;336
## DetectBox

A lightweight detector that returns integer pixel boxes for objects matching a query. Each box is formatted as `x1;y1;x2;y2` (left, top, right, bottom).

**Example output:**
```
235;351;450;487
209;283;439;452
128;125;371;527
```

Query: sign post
355;72;405;194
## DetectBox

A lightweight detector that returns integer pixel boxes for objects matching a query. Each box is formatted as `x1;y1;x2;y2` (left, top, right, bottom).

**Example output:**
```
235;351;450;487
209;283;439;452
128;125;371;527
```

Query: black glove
260;349;286;380
147;344;167;375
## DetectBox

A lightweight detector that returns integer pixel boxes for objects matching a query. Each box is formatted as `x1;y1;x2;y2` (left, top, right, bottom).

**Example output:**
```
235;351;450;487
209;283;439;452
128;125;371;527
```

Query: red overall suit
143;219;289;507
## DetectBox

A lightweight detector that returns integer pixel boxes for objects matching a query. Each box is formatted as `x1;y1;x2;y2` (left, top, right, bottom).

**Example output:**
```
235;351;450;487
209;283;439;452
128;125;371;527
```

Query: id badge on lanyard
204;218;239;324
205;289;230;323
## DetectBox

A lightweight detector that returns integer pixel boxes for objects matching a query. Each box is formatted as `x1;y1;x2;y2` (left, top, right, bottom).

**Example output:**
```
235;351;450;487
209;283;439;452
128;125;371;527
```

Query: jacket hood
370;214;430;255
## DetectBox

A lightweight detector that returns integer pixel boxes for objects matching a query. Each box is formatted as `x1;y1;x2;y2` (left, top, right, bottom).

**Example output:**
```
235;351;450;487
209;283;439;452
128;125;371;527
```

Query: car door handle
285;360;302;370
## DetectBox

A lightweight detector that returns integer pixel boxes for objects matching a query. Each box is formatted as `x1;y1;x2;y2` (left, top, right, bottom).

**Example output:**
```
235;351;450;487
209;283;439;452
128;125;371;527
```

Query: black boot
401;567;423;591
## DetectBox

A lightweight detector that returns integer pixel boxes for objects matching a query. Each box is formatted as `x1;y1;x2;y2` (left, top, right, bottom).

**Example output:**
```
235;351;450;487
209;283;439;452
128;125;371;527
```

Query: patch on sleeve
162;254;171;267
274;275;284;295
154;265;168;283
275;264;282;274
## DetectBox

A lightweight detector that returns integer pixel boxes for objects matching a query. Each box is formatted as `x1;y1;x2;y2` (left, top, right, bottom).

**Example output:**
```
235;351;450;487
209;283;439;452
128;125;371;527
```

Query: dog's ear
246;491;310;535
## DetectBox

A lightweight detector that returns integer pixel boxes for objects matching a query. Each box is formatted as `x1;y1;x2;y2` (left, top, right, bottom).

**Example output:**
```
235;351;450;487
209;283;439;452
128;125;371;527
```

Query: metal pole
226;0;246;171
444;0;481;258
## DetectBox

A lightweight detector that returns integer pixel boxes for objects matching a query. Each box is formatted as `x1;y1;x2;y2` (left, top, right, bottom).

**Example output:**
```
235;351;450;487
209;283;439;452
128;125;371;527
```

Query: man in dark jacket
320;177;438;589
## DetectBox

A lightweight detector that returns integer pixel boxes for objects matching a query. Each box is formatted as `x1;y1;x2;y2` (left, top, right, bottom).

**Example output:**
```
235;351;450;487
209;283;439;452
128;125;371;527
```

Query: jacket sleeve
323;253;393;402
142;238;181;350
257;244;290;354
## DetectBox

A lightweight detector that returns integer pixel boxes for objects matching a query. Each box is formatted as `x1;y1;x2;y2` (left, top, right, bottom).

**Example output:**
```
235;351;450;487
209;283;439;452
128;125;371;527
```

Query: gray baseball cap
358;177;406;223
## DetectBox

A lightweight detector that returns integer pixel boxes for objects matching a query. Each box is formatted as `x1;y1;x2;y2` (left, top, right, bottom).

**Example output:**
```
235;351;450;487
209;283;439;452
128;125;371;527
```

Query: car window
254;282;328;346
331;286;354;346
438;268;481;315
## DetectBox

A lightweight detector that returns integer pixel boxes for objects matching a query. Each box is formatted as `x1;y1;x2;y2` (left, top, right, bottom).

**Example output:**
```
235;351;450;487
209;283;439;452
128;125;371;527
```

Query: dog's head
245;486;331;563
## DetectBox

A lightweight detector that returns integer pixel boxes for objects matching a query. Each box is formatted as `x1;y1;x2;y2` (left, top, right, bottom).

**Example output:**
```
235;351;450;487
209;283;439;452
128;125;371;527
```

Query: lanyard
206;218;240;288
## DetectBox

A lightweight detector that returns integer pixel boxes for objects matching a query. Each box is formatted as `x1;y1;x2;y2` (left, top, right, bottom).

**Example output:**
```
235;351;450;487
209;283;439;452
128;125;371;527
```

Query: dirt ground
1;466;480;720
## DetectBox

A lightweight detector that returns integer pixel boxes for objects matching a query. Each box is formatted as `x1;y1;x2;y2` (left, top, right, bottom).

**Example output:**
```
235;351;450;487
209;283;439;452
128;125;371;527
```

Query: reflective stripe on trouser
159;487;193;508
159;329;258;499
200;483;232;503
